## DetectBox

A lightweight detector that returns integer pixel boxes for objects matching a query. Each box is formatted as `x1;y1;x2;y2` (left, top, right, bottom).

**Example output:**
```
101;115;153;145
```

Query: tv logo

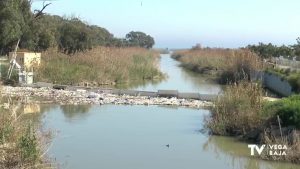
248;144;287;156
248;144;266;156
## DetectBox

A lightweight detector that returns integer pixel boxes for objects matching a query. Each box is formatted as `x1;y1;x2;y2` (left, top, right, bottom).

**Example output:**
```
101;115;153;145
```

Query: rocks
1;86;213;108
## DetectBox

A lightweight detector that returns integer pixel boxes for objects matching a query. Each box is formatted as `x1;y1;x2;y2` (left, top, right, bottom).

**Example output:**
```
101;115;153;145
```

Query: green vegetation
247;43;295;59
263;95;300;128
205;82;300;163
35;47;163;85
0;0;155;55
125;31;155;49
0;0;160;85
172;48;262;84
247;38;300;60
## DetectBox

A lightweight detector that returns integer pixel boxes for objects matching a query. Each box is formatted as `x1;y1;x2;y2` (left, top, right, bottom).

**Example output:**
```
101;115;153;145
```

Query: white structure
7;40;35;84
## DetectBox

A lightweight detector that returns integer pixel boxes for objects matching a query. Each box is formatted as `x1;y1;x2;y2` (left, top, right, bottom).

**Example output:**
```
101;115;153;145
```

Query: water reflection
60;105;91;120
23;104;41;114
115;77;166;90
204;136;300;169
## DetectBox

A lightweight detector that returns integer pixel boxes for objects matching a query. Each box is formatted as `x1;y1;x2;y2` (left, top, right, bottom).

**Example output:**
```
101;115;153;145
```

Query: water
134;54;223;94
36;55;300;169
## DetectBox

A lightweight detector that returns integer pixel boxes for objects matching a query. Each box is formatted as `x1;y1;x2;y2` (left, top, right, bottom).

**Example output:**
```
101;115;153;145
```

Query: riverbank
1;86;213;108
31;47;164;86
172;48;262;84
0;86;52;168
205;81;300;164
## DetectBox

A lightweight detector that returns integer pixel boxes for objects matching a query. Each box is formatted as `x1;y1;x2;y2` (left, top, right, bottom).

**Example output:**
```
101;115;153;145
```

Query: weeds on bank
0;88;52;169
35;47;163;85
205;81;264;136
205;81;300;163
172;48;262;84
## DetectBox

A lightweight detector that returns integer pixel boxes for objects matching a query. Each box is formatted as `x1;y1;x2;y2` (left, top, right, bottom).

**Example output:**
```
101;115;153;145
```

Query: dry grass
35;47;163;85
172;48;262;83
0;87;52;168
261;130;300;163
205;81;300;163
205;81;264;136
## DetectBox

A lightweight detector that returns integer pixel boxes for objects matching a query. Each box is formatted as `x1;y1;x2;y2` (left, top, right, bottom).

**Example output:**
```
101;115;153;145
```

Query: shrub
288;74;300;93
263;95;300;128
18;124;39;162
206;81;264;136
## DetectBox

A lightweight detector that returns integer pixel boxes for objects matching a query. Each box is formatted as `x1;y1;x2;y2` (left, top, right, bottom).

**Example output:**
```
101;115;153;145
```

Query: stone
1;86;213;108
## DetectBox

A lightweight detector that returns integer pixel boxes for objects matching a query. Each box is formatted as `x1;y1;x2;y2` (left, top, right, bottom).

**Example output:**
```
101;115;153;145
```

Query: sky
32;0;300;49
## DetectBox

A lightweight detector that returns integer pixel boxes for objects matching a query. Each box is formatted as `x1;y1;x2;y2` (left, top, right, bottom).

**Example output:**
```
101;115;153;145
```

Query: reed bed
172;48;262;84
35;47;163;85
205;81;264;136
205;81;300;163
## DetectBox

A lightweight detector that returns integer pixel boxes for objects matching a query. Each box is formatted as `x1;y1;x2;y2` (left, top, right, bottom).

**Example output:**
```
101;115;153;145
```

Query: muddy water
37;55;300;169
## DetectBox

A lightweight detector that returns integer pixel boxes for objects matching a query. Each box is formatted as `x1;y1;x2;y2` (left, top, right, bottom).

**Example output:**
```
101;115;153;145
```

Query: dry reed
35;47;162;85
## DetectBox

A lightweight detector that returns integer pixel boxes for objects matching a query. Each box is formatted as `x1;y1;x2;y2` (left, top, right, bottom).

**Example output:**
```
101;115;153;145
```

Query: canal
37;54;300;169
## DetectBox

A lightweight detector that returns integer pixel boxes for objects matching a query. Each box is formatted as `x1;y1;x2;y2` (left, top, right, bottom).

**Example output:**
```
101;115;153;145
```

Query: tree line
0;0;155;55
247;38;300;61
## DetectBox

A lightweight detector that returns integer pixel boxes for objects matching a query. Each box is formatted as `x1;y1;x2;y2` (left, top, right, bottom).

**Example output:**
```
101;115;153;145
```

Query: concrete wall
263;72;293;97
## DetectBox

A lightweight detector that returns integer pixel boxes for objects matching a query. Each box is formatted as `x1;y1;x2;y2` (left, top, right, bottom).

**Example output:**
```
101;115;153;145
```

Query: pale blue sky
32;0;300;48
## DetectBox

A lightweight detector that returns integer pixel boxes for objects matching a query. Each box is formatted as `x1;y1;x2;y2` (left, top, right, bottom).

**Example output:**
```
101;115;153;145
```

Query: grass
205;81;265;136
35;47;163;86
172;48;262;84
0;87;52;168
263;95;300;129
205;81;300;163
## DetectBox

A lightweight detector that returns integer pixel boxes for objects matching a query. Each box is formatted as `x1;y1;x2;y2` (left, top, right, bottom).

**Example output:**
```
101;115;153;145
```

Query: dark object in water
166;144;170;148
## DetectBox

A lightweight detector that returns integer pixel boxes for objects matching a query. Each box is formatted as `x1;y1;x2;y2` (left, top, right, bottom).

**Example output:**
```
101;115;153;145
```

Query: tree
89;25;113;46
0;0;54;54
291;37;300;58
0;0;32;55
59;18;94;54
125;31;155;49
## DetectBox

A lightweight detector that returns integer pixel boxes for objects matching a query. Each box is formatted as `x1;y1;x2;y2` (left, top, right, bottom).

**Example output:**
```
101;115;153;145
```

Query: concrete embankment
1;86;214;108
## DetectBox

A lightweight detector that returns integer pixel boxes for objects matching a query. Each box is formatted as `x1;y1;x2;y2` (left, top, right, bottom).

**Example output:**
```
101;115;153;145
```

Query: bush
263;95;300;128
288;74;300;93
205;81;264;136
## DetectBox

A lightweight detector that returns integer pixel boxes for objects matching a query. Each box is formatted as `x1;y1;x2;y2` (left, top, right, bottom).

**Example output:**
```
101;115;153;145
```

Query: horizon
32;0;300;49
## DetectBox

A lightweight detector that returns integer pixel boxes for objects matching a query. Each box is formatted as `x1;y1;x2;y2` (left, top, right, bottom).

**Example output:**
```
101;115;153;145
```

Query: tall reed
35;47;162;85
173;48;262;84
205;81;264;136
